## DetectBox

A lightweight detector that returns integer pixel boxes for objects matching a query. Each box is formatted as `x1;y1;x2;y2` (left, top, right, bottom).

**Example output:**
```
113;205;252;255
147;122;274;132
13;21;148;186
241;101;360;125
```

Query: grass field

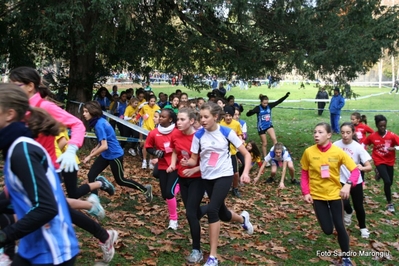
4;82;399;265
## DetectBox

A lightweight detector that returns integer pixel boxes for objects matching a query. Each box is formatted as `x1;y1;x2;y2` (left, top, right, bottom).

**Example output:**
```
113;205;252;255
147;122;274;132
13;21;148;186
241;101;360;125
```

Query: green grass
4;83;399;265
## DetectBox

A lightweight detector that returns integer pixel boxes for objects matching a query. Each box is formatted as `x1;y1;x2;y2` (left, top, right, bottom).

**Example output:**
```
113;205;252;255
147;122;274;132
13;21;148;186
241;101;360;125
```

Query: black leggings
88;155;146;194
342;183;366;229
68;205;109;243
12;254;77;266
62;170;91;199
203;176;233;223
237;152;245;176
313;199;349;256
376;164;394;203
179;177;205;250
158;170;179;200
0;213;16;259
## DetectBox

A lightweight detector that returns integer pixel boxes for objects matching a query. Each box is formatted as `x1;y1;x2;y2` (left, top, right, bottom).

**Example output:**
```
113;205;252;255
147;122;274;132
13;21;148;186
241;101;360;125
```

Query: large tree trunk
66;51;96;118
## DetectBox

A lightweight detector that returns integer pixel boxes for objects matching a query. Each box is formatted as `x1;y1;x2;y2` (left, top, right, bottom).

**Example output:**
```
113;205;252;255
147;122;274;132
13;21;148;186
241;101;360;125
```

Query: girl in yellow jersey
123;97;140;155
300;122;360;266
138;94;160;169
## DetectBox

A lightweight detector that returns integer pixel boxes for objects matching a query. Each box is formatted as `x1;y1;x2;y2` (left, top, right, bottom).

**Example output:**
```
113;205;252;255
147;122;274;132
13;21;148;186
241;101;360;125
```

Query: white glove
56;144;79;172
138;102;148;110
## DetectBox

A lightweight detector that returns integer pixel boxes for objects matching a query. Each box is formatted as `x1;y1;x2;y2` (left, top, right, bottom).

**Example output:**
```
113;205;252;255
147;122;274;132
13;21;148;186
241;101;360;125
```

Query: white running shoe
142;161;147;169
343;212;352;226
241;211;254;235
128;148;136;156
186;249;203;264
168;220;178;230
387;204;395;213
149;162;155;170
203;256;218;266
87;194;105;220
100;229;118;263
360;228;370;238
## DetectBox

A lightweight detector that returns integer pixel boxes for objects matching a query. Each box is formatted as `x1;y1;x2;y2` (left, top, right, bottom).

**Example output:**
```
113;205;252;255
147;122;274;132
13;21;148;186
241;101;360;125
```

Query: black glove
286;92;290;97
154;150;164;158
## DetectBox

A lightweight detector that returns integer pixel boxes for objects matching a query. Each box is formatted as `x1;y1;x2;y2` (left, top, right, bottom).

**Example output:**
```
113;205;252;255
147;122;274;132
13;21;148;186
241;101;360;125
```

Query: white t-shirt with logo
333;140;372;184
191;125;242;180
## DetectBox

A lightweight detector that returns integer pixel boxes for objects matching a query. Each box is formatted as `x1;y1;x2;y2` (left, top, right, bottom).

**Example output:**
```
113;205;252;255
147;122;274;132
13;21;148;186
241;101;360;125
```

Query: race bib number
164;142;173;153
262;114;271;121
356;131;362;140
181;150;190;159
321;165;330;178
208;152;219;167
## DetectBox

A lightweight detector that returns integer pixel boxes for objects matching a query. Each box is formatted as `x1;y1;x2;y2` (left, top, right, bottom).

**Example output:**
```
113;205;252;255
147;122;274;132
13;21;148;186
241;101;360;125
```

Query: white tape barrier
69;100;149;136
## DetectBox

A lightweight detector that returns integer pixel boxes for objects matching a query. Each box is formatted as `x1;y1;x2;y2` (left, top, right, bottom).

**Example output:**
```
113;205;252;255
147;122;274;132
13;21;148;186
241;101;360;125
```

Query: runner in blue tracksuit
329;87;345;134
246;92;290;158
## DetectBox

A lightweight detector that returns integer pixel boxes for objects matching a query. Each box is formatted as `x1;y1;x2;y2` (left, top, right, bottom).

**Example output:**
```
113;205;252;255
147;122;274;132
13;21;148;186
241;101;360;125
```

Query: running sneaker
342;257;353;266
142;161;147;169
128;148;136;156
374;168;380;181
204;256;218;266
96;176;115;196
87;194;105;220
241;211;254;235
232;188;241;198
149;162;155;170
168;220;178;230
265;177;275;183
360;228;370;238
144;184;153;203
186;249;203;264
100;229;118;263
343;212;352;226
387;204;395;213
291;179;300;185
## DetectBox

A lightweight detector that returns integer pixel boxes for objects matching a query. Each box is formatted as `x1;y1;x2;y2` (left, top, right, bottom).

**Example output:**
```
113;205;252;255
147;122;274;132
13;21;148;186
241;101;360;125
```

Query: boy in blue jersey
246;92;290;158
254;143;298;189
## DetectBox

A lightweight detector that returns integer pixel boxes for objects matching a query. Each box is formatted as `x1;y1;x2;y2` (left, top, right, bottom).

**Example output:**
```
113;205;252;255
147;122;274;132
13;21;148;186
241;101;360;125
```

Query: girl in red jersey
145;109;181;230
167;107;205;264
301;122;359;266
350;112;374;145
363;115;399;213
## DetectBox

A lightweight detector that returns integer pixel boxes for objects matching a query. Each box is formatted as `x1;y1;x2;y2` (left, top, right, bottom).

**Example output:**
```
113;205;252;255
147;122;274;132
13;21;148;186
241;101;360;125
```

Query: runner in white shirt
334;122;372;238
181;102;253;266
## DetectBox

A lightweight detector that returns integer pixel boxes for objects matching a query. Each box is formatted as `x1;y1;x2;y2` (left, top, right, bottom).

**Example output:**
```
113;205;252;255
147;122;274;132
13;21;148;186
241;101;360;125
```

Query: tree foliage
1;0;399;114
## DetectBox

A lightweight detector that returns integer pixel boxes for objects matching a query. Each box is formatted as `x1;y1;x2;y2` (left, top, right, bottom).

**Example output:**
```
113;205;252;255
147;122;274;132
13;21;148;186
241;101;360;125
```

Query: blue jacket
329;94;345;114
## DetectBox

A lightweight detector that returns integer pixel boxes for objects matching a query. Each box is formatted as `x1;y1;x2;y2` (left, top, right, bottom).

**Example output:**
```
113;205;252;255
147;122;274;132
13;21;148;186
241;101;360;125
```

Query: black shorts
231;155;238;173
258;125;273;135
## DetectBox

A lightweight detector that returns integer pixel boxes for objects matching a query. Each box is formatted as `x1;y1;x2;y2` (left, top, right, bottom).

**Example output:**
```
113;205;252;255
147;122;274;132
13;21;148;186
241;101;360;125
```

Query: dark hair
120;91;127;98
83;101;103;118
94;87;112;101
0;84;60;138
374;115;387;127
227;95;235;102
247;140;261;159
146;94;157;102
196;97;204;103
158;92;164;98
352;112;368;125
161;108;177;124
361;115;368;124
200;102;224;122
315;122;332;133
175;89;182;94
180;92;188;100
340;122;359;142
259;94;269;101
9;66;54;99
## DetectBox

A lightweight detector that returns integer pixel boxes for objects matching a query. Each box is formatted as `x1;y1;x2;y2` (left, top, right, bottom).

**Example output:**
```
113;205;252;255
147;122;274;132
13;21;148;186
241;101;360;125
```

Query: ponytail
26;107;61;138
